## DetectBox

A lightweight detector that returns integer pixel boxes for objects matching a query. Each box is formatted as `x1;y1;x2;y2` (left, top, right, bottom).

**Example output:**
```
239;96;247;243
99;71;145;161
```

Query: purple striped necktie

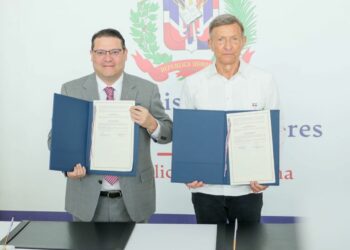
103;86;119;185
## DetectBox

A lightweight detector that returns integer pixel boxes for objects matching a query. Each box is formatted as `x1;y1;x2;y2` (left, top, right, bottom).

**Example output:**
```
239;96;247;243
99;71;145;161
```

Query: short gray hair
209;14;244;35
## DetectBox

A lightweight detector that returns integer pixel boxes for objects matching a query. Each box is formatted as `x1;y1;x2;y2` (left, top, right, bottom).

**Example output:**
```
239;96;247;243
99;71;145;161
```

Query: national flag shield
163;0;219;52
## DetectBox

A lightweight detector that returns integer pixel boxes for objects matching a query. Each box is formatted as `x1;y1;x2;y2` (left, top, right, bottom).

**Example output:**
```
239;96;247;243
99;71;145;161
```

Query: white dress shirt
180;60;280;196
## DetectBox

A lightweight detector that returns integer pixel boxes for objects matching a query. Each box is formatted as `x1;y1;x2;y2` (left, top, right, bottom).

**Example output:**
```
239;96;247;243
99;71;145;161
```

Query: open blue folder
49;93;139;176
171;109;280;185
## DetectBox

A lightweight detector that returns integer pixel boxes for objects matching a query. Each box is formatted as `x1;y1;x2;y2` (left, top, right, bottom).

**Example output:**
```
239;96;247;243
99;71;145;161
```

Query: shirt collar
96;73;124;94
207;59;249;79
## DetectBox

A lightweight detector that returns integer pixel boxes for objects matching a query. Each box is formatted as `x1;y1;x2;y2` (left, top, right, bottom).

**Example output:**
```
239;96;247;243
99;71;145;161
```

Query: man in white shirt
181;14;280;224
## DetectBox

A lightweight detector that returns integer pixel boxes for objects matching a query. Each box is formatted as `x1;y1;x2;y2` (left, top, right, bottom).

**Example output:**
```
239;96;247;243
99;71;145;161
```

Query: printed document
227;110;275;184
90;100;135;171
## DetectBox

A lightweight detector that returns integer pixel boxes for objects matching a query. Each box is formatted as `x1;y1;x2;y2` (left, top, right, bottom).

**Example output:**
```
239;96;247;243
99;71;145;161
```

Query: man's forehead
95;36;122;43
211;24;243;36
93;36;122;47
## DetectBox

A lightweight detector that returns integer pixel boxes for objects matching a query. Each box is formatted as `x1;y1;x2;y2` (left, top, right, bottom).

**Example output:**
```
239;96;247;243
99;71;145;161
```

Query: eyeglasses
93;49;124;57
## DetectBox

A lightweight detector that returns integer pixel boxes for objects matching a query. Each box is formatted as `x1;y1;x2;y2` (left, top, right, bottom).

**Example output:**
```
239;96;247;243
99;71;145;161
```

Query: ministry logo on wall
130;0;256;82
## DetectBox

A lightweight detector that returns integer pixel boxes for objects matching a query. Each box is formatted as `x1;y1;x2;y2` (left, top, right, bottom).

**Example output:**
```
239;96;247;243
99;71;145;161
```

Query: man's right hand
67;163;86;179
186;181;204;189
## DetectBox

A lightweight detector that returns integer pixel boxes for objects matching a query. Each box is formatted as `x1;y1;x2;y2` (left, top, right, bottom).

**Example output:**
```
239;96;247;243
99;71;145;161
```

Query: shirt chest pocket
248;98;264;110
243;87;265;110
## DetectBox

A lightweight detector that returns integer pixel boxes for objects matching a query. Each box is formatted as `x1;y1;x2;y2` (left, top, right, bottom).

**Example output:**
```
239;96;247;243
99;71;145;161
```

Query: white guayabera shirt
180;60;280;196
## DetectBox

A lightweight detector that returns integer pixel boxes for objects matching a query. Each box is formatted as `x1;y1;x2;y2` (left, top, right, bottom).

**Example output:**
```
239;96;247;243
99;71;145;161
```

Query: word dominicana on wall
154;163;295;181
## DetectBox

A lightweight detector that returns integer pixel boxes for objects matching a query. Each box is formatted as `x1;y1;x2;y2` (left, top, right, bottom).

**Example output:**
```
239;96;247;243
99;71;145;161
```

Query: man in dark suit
48;28;172;222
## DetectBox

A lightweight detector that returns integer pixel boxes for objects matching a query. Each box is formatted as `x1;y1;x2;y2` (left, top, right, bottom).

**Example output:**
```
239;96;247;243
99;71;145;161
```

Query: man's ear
208;39;213;51
242;35;247;47
90;50;93;61
124;48;128;61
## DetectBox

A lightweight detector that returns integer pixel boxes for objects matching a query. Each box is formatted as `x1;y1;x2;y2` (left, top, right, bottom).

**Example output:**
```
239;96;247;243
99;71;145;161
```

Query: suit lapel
82;74;99;101
121;73;138;101
80;73;138;101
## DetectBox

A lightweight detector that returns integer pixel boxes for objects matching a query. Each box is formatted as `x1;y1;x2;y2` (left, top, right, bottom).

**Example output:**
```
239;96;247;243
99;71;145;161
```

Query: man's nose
224;40;232;50
104;53;113;61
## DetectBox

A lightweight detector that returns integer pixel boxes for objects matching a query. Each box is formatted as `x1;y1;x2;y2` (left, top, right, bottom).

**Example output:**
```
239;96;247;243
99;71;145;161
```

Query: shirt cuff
149;120;161;140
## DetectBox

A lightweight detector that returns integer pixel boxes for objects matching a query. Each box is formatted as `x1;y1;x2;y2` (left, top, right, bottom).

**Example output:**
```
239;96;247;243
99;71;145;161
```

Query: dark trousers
192;192;263;224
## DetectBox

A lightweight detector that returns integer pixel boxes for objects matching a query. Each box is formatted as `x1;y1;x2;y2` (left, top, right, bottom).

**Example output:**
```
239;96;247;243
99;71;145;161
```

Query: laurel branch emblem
130;0;257;82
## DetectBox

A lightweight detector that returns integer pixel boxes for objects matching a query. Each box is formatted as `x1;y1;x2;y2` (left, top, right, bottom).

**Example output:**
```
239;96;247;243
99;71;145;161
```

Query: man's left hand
250;181;268;193
130;106;158;133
